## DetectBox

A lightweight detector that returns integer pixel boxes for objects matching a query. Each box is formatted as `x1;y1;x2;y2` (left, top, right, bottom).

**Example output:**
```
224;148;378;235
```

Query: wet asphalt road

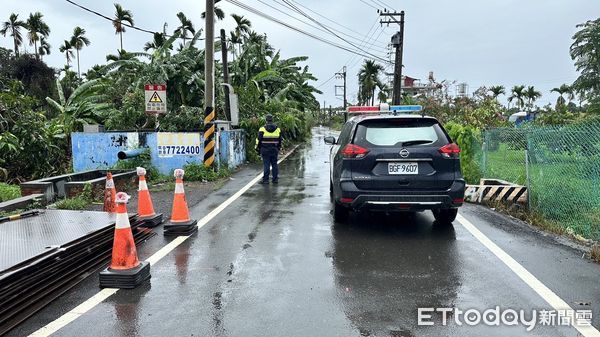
11;127;600;337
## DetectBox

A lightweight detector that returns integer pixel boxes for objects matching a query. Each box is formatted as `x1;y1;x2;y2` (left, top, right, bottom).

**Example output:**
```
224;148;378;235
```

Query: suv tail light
439;143;461;158
342;144;369;158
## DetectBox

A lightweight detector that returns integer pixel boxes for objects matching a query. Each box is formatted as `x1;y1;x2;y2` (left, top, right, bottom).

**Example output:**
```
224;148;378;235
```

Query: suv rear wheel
432;209;458;225
333;202;349;222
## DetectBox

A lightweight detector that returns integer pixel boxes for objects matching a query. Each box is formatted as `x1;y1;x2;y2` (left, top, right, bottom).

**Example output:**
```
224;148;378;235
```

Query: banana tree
46;79;111;135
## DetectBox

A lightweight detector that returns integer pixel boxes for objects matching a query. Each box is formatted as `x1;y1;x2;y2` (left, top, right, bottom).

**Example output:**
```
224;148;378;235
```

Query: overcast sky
1;0;599;108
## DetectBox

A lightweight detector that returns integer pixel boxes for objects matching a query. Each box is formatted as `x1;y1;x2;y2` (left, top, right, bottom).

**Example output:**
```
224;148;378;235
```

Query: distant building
383;71;443;98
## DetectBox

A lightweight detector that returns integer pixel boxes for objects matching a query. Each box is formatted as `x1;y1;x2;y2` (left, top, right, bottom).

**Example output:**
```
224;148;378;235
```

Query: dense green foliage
0;182;20;201
0;9;320;182
570;18;600;113
444;122;482;184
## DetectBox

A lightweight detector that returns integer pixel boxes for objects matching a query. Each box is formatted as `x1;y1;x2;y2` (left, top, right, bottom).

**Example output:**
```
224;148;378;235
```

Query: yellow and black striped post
203;106;216;167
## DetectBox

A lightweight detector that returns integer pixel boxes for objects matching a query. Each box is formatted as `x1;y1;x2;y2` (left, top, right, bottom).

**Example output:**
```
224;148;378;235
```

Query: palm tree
174;12;195;45
232;14;251;39
524;86;542;110
489;85;505;101
113;3;134;51
508;85;526;110
550;84;574;107
377;82;390;103
70;26;90;78
38;37;51;59
231;14;251;56
26;12;50;60
59;40;75;67
201;6;225;21
0;13;26;56
228;31;242;61
358;60;384;105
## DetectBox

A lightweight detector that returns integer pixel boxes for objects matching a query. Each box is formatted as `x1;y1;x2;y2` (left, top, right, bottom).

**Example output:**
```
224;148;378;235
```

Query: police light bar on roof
346;104;390;113
390;105;423;113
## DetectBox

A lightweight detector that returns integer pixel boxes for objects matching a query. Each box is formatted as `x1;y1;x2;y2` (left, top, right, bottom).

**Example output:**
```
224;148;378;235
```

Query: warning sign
149;92;163;103
145;84;167;114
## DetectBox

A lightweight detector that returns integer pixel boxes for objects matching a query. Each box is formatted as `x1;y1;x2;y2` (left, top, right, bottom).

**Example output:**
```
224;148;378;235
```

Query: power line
316;72;339;89
345;17;384;69
224;0;391;64
359;0;379;10
287;0;388;45
348;27;387;70
255;0;388;53
279;0;389;63
63;0;203;40
369;0;397;11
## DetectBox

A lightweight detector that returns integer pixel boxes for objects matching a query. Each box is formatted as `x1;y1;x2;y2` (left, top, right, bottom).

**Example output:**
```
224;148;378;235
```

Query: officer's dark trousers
261;149;279;182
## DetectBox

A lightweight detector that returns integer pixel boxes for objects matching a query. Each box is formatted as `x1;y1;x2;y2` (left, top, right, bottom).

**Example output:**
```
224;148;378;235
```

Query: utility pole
203;0;216;168
335;66;347;121
220;29;231;121
381;10;404;105
335;66;347;109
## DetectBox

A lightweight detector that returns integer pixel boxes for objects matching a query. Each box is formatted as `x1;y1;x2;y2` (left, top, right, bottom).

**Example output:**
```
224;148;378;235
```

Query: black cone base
139;213;164;228
163;219;198;236
99;261;151;289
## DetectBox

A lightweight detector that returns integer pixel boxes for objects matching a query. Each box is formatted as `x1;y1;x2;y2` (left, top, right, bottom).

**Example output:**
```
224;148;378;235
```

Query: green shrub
183;162;231;182
55;196;90;210
445;122;482;184
55;183;93;210
0;183;21;202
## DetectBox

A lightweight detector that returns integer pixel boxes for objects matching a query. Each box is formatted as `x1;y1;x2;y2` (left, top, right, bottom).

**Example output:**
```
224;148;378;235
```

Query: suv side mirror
324;136;336;145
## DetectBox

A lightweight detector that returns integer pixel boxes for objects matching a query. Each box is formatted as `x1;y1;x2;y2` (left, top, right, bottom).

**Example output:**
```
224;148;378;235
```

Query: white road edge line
29;146;300;337
457;214;600;337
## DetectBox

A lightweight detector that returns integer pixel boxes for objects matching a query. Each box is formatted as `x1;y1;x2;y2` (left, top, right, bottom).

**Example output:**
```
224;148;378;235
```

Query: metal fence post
525;148;531;209
482;131;488;180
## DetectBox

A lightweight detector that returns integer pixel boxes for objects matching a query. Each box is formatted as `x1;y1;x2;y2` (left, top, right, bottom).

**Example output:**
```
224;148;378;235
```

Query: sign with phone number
157;133;201;157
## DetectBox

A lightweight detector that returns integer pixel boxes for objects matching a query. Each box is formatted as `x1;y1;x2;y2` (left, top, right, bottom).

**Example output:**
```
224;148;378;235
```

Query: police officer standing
255;114;282;184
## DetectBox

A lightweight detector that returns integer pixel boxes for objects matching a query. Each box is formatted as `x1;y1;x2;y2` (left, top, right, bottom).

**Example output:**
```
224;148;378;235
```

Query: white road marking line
28;289;118;337
457;214;600;337
28;147;299;337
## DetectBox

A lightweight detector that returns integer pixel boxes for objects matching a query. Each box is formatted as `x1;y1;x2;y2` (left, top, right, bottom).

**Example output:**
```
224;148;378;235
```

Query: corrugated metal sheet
0;209;117;272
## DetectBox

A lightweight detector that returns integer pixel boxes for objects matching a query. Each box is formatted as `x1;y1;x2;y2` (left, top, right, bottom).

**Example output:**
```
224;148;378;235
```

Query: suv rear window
353;118;449;147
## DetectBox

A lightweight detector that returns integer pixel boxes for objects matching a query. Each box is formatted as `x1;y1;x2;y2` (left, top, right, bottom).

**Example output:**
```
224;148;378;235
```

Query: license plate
388;162;418;175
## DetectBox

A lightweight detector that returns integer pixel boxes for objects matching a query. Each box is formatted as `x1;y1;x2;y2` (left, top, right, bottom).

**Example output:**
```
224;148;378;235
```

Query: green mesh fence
480;122;600;240
482;128;527;185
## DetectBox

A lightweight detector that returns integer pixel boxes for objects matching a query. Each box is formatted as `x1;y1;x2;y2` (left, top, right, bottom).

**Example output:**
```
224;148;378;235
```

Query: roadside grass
485;200;600;263
184;162;231;182
55;196;90;210
150;180;176;192
484;145;526;185
0;183;21;202
487;200;566;236
54;183;93;210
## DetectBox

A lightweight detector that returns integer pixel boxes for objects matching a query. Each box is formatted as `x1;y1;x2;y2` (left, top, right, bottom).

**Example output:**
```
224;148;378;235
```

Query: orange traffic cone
99;192;151;289
136;167;163;227
164;169;198;236
103;172;116;212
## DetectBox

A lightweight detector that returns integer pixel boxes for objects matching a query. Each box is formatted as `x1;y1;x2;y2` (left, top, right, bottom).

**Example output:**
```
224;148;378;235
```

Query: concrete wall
72;130;246;175
218;130;246;168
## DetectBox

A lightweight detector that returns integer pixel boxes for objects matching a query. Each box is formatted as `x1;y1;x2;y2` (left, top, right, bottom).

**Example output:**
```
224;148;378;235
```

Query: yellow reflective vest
255;125;282;152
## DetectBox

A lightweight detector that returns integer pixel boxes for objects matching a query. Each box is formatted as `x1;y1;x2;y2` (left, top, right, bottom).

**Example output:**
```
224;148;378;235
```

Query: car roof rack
346;104;425;117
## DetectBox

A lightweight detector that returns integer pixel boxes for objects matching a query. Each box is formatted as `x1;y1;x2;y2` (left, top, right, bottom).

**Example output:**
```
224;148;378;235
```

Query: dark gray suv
324;114;465;224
